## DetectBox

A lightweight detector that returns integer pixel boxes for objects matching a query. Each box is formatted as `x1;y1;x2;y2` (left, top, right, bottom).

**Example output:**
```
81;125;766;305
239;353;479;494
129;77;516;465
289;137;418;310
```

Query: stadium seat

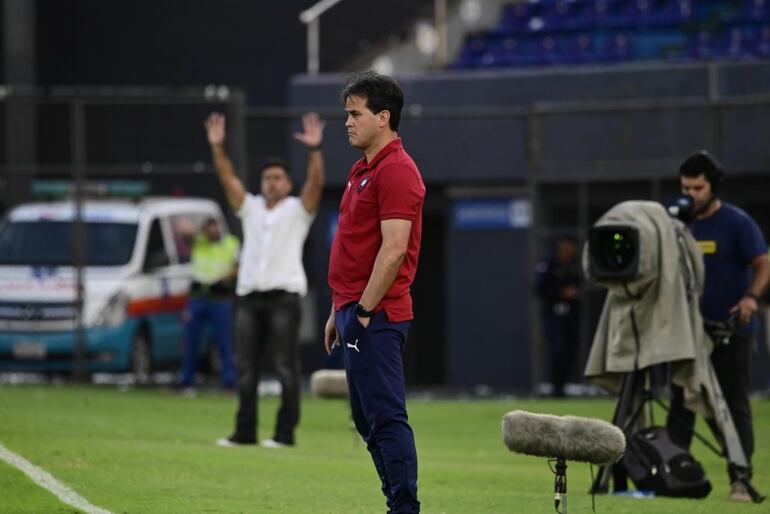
744;0;770;22
450;0;770;69
564;32;600;62
604;31;634;61
720;25;754;59
497;0;551;34
657;0;694;26
754;24;770;55
688;30;717;60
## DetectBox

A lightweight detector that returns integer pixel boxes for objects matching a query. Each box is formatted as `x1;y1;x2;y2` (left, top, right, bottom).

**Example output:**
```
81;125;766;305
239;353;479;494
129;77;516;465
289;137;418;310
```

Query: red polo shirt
328;138;425;322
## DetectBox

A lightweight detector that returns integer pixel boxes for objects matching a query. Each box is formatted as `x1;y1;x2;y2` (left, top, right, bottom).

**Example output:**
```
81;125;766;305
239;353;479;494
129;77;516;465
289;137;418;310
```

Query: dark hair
261;157;291;180
341;71;404;131
679;150;724;193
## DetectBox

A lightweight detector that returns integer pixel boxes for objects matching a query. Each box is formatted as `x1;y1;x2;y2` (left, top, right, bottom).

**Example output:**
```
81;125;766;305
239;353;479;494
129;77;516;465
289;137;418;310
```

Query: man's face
680;174;713;213
261;166;292;203
204;221;221;241
345;95;382;150
556;240;578;264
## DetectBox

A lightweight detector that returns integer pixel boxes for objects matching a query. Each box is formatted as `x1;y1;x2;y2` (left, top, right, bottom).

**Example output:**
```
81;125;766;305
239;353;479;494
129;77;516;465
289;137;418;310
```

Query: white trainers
260;439;293;449
730;481;752;502
216;437;255;447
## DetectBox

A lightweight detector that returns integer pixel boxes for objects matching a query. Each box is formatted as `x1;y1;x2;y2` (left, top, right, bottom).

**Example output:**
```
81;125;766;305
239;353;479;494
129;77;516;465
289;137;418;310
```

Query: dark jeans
232;290;301;444
181;297;236;388
666;332;754;482
543;310;579;396
336;304;420;514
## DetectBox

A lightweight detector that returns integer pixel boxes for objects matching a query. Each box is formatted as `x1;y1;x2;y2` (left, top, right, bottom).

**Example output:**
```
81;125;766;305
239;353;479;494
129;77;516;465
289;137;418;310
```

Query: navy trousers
181;297;236;388
336;304;420;514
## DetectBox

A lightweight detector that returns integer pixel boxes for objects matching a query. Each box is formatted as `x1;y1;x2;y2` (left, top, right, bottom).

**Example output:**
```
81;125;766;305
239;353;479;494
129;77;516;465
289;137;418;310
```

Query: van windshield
0;221;138;266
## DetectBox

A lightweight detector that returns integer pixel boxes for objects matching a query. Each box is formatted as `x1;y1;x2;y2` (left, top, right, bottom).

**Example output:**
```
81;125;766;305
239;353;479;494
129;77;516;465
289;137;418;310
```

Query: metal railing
299;0;347;75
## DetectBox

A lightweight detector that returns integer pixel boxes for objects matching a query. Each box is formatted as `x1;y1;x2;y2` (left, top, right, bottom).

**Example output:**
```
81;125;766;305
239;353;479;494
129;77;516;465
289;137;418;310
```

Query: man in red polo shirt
324;71;425;514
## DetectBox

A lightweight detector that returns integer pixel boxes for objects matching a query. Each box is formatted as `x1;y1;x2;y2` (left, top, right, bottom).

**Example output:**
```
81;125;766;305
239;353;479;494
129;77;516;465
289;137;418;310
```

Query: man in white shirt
205;111;324;447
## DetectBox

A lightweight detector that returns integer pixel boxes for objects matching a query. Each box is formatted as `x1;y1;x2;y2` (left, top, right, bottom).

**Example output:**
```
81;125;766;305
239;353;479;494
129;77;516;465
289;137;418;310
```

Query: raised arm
205;112;246;212
293;112;325;214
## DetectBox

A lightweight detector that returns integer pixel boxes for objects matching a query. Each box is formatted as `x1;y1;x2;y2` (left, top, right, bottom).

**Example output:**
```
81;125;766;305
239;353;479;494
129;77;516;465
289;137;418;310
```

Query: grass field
0;384;768;514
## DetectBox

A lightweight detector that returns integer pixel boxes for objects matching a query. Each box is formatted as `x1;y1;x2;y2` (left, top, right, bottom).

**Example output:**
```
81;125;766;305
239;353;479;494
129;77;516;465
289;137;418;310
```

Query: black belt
241;289;296;298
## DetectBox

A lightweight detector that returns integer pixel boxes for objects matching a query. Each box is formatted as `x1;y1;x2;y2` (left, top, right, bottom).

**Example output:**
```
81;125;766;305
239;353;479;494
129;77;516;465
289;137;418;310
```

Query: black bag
623;426;712;498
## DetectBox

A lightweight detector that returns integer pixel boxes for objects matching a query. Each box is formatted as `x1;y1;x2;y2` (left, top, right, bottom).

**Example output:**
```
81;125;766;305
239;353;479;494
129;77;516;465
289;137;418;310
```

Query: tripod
588;365;720;494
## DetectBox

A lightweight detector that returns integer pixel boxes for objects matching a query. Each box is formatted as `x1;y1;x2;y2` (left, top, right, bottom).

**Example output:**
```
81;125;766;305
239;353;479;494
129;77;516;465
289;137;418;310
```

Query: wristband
355;303;376;318
307;144;322;152
744;292;760;302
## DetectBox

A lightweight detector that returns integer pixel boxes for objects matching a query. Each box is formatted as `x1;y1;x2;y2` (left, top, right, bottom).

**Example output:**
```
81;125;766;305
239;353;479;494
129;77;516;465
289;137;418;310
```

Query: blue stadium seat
585;0;627;29
534;35;563;64
449;0;770;69
564;33;600;62
497;0;550;34
618;0;658;28
656;0;694;26
601;31;635;61
754;24;770;55
543;0;592;31
719;25;755;59
688;30;717;60
744;0;770;22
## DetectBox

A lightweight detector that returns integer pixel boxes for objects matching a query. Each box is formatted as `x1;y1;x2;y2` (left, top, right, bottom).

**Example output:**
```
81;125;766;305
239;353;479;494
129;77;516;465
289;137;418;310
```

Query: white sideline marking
0;441;113;514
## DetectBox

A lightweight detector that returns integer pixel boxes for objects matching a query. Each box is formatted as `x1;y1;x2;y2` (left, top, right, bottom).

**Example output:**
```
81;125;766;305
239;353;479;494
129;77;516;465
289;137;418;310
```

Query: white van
0;197;230;378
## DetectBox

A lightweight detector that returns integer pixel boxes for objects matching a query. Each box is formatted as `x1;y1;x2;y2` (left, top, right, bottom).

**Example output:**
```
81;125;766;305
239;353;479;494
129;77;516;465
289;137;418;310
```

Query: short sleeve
375;164;425;221
288;196;316;226
738;213;767;264
236;193;252;219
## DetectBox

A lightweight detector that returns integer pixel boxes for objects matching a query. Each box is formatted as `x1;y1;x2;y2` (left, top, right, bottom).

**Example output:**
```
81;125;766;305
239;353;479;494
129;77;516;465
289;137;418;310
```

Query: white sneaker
216;437;255;447
260;438;292;449
730;481;752;502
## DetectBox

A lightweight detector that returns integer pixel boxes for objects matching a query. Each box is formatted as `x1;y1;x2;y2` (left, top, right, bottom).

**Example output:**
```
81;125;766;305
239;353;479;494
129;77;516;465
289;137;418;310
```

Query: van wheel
131;328;152;385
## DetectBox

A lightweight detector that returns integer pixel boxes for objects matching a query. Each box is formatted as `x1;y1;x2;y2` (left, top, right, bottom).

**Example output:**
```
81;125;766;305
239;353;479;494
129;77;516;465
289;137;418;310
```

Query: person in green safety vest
178;217;239;390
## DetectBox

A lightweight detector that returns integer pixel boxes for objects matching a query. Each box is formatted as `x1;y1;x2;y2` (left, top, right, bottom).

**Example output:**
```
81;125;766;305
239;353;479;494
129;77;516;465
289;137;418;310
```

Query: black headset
679;150;725;195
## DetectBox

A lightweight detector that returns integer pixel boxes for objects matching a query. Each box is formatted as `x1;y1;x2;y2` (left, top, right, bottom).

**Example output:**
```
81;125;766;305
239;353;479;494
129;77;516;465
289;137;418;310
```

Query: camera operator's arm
730;253;770;324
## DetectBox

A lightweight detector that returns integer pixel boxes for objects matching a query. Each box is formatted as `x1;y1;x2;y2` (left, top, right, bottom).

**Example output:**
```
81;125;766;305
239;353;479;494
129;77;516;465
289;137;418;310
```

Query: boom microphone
502;410;625;465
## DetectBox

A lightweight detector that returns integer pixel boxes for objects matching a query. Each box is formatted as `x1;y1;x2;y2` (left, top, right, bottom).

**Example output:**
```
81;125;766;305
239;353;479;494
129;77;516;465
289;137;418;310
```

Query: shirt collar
353;138;403;172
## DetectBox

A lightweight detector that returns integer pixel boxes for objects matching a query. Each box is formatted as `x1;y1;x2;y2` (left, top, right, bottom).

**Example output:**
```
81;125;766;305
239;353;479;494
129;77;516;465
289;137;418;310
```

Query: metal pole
3;0;38;210
71;99;88;383
526;110;543;390
577;180;589;383
308;18;320;75
434;0;449;67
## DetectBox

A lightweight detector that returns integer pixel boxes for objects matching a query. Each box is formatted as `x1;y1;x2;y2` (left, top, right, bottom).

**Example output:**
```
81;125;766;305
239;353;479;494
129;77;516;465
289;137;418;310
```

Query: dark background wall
34;0;433;101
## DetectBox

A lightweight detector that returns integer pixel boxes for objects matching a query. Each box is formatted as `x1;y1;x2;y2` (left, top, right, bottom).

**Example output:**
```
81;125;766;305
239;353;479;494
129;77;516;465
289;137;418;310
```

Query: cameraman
666;151;770;502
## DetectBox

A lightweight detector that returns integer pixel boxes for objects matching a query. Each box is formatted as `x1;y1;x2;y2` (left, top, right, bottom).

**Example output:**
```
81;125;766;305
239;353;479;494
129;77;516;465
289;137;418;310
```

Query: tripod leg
704;359;749;468
590;371;637;494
